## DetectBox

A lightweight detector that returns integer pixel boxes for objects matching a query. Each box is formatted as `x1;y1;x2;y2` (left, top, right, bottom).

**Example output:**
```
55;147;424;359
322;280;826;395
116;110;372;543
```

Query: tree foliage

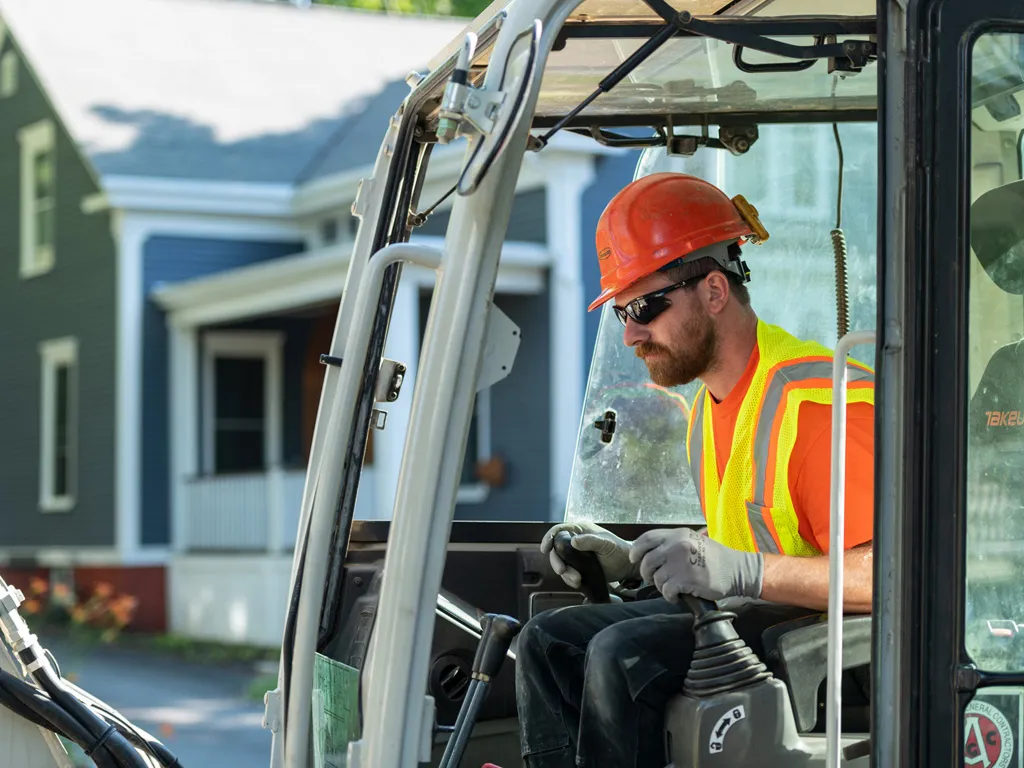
285;0;493;18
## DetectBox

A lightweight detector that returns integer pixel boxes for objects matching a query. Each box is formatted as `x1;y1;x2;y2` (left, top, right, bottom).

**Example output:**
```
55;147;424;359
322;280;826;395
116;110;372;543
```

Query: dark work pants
514;596;818;768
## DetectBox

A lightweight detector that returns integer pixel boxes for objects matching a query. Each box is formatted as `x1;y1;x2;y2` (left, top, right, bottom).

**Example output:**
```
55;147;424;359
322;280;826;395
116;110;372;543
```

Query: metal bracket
374;358;407;403
262;687;283;733
569;120;757;157
593;410;617;443
477;305;521;392
370;409;388;431
463;88;508;136
675;12;878;74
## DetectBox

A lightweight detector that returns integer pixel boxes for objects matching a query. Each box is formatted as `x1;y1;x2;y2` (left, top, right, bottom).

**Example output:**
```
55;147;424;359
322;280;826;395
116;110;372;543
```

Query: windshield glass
565;119;878;524
963;31;1024;675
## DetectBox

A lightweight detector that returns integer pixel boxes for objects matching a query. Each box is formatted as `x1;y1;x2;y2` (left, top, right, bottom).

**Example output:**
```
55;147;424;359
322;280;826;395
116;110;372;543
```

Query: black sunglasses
612;277;700;326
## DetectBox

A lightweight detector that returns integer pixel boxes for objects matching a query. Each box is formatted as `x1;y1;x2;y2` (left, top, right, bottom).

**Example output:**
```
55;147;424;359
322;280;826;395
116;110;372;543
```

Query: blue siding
461;290;551;521
141;237;303;545
580;154;637;370
418;289;552;522
0;36;118;547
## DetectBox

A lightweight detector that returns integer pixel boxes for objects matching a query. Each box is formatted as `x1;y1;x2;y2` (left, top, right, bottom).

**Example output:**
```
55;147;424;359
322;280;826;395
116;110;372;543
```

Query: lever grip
681;594;718;619
472;613;522;679
553;531;611;604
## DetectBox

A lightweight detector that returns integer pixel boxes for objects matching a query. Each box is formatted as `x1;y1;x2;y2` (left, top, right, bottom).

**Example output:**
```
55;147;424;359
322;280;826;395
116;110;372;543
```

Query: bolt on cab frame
265;1;1024;768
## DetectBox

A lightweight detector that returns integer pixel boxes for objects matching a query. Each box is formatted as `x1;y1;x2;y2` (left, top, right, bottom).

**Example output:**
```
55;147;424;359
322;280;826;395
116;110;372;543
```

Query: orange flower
93;582;114;600
70;606;88;624
21;599;41;614
52;583;71;600
29;577;48;596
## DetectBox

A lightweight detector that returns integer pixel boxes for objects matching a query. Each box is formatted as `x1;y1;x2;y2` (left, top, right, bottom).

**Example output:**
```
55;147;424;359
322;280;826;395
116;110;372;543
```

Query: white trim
169;325;199;553
38;337;78;513
201;331;285;475
115;212;307;563
152;237;551;329
18;119;56;279
116;214;146;562
86;141;608;221
101;175;295;217
81;192;109;215
0;49;17;98
544;154;597;520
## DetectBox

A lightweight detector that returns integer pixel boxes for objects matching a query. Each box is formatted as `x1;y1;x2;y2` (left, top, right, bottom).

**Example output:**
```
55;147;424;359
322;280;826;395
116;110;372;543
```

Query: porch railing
182;467;376;552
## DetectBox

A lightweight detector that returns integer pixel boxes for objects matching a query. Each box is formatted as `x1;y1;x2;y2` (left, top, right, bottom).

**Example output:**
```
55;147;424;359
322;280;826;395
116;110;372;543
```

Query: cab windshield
565;120;878;525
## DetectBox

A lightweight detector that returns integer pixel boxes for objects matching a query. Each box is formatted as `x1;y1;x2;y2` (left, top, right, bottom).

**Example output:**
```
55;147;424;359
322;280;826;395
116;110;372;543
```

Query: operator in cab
513;173;875;768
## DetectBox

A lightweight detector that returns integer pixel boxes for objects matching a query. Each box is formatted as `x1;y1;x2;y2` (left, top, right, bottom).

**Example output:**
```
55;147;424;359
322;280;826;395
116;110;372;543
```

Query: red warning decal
965;691;1023;768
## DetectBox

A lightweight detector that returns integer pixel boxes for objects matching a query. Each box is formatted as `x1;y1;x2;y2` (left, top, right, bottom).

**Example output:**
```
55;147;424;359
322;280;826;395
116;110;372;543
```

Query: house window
202;331;283;475
320;218;339;245
729;123;831;223
39;338;77;512
18;119;56;278
0;50;16;98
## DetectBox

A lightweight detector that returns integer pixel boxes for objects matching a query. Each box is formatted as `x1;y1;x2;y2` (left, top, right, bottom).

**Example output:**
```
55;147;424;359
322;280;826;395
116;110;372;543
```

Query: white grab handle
827;330;875;768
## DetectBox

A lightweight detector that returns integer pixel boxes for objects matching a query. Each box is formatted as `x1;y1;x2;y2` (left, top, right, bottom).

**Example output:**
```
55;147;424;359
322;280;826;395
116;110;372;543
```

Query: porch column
373;276;421;520
169;321;199;553
545;154;597;521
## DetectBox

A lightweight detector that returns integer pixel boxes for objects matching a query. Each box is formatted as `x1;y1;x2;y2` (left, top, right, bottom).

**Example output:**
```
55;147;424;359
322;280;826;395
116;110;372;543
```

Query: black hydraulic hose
1;670;174;768
0;668;123;768
64;678;181;767
24;642;148;767
0;674;73;734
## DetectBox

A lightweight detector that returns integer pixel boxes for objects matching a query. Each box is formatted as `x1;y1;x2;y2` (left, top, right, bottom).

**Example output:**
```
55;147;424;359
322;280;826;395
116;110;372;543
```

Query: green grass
246;672;280;702
123;632;281;667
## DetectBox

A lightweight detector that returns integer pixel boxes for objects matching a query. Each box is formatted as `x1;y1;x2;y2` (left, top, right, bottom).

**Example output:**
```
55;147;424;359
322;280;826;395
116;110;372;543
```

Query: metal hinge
955;664;981;693
262;687;283;733
375;359;406;404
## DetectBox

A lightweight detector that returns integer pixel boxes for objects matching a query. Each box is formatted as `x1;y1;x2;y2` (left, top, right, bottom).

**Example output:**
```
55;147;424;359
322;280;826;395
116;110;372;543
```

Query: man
513;172;875;768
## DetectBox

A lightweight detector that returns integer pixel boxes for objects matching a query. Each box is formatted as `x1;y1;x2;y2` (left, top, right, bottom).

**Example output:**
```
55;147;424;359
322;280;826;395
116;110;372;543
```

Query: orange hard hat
589;172;769;311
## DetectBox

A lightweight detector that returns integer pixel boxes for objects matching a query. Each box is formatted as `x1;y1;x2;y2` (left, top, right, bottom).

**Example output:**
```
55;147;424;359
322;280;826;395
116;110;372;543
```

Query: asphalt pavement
40;635;274;768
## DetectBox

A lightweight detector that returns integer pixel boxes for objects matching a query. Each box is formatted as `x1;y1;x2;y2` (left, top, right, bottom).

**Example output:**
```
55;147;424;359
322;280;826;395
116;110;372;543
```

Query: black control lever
439;613;522;768
553;531;611;604
682;594;717;619
472;614;521;680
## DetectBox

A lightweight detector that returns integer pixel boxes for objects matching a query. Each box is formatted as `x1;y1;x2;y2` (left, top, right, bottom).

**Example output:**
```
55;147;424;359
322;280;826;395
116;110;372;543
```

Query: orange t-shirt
707;344;874;554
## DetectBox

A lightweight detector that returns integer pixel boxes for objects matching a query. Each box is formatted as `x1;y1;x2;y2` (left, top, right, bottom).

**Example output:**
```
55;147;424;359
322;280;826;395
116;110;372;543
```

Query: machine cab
267;2;1024;767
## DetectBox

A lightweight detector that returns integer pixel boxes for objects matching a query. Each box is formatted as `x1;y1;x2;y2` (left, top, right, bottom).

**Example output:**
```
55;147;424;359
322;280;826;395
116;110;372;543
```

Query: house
0;0;641;645
0;0;882;647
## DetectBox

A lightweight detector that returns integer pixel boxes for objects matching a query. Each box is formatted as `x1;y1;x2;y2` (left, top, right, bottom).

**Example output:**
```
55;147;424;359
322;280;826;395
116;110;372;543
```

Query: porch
152;235;553;556
179;466;376;552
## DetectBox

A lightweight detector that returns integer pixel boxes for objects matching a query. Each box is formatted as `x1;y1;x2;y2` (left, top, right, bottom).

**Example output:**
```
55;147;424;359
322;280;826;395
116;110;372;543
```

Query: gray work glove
540;521;640;589
628;528;764;603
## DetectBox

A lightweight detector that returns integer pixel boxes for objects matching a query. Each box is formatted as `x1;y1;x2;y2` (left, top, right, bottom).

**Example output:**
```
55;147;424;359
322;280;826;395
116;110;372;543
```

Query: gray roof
0;0;467;183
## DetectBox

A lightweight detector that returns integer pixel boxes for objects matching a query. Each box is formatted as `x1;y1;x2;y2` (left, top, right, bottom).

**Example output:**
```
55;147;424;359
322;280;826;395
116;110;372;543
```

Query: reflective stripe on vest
684;321;875;555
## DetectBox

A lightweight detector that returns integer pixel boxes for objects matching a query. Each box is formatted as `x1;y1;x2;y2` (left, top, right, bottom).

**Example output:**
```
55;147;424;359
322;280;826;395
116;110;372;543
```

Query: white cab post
375;276;422;520
351;0;583;765
544;153;595;521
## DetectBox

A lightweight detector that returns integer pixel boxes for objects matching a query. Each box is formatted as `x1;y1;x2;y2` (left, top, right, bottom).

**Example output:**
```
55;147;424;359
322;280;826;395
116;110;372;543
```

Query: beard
635;309;718;387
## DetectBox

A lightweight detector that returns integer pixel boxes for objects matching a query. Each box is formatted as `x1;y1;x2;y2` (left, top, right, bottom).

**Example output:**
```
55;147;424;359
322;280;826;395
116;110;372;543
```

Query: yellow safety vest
685;320;875;555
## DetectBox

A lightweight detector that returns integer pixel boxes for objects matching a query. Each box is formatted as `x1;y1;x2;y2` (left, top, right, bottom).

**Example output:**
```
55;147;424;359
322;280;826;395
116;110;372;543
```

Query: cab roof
427;0;878;136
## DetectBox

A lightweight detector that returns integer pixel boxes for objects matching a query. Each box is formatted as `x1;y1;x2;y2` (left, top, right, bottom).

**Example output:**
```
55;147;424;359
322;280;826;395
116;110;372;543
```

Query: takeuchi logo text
986;411;1024;427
